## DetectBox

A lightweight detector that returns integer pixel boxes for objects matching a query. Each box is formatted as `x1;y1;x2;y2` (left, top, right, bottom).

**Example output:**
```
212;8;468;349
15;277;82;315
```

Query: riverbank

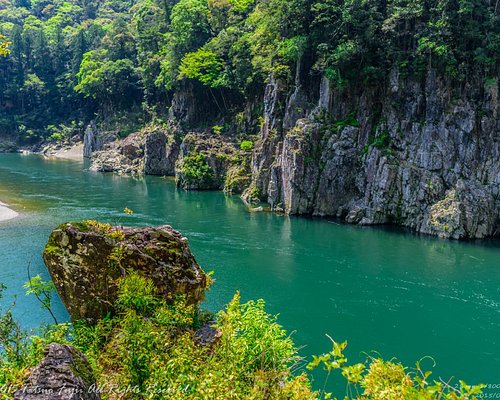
43;143;84;161
0;201;18;222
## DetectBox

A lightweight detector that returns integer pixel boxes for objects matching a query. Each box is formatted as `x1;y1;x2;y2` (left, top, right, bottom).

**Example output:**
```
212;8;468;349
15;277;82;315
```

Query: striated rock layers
13;343;100;400
245;68;499;239
43;221;208;323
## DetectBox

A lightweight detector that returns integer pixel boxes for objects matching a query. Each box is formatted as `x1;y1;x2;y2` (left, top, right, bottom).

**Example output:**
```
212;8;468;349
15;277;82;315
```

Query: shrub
115;271;158;316
179;152;214;188
240;140;254;151
72;277;313;399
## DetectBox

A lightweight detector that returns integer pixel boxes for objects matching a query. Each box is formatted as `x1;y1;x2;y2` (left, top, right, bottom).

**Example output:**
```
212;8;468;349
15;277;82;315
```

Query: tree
75;51;141;110
157;0;211;89
0;34;10;56
179;48;225;87
0;0;497;140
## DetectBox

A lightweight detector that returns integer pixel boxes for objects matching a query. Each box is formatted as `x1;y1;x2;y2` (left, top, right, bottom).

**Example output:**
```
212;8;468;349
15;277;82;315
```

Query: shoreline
44;143;84;161
0;201;18;222
18;142;85;161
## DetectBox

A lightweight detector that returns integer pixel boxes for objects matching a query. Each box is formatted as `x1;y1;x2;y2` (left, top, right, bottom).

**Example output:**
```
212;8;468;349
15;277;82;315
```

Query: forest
0;1;499;398
0;0;498;141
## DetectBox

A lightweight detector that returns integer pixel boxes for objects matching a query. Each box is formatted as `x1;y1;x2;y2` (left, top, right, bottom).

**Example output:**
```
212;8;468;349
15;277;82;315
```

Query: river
0;153;499;390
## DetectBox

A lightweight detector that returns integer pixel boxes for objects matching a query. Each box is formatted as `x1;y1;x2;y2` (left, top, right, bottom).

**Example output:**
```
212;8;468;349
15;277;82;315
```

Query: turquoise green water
0;153;499;390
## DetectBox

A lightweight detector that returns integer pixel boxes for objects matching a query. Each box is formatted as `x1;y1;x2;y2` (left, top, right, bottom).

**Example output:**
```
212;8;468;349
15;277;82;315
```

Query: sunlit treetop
0;34;10;56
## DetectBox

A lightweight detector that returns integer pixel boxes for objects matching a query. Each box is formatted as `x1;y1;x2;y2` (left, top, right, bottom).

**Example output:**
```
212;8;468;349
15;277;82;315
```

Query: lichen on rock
421;181;496;239
43;221;208;323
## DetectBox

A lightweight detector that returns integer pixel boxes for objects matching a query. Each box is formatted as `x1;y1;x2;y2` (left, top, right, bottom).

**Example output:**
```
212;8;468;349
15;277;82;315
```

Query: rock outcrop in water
175;133;244;191
88;126;251;192
89;130;144;174
83;122;116;159
144;129;179;176
13;343;100;400
43;221;208;323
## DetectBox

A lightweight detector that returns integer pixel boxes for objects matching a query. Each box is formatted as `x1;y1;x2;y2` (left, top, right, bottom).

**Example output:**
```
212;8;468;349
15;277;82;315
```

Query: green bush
240;140;254;151
115;271;158;316
179;152;214;188
71;275;314;399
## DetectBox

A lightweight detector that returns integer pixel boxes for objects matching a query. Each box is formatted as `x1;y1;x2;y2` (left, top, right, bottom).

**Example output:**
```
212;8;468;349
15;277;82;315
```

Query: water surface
0;153;499;390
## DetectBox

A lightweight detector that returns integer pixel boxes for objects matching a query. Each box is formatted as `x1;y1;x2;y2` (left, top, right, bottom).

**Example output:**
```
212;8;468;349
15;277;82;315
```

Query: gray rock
248;68;500;239
144;130;179;176
13;343;100;400
83;122;116;159
89;131;144;174
195;321;222;347
421;181;496;239
243;76;287;203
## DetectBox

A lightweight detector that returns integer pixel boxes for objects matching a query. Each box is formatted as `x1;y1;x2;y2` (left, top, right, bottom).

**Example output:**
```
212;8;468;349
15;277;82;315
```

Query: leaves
24;275;58;324
178;152;214;187
179;48;226;87
0;34;10;56
308;338;486;400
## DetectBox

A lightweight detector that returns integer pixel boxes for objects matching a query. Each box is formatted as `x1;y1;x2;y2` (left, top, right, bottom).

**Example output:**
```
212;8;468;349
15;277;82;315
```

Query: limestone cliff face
248;69;499;239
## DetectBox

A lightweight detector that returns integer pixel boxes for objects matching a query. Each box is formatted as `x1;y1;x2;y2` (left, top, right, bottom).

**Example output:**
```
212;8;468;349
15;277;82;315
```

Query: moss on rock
43;222;208;324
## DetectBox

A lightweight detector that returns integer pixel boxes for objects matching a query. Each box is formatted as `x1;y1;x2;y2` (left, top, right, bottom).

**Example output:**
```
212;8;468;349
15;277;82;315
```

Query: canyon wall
247;68;499;239
84;67;499;239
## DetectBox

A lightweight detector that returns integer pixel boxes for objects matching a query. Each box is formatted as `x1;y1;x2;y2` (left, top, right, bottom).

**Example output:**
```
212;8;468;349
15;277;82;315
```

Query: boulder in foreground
43;221;208;323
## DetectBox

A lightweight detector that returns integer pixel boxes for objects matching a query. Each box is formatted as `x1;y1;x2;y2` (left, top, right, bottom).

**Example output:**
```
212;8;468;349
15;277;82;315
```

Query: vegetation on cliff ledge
0;34;9;56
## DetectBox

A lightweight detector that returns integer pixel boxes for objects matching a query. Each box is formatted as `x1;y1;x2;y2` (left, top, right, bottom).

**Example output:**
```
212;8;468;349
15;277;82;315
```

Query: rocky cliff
86;125;252;193
83;66;499;239
244;68;499;239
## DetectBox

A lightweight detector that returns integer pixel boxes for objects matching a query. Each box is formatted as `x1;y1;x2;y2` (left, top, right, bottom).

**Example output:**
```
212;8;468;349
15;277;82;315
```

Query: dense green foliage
0;274;487;399
178;151;214;188
0;0;497;140
0;274;316;399
240;139;253;151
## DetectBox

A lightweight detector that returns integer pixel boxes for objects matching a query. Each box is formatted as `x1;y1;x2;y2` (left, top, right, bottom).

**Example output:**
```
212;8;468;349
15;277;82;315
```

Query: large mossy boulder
43;221;208;323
